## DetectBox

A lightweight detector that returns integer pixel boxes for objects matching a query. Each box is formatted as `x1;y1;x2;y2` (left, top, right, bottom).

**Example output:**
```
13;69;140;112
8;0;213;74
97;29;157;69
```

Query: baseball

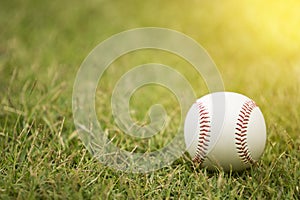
184;92;267;171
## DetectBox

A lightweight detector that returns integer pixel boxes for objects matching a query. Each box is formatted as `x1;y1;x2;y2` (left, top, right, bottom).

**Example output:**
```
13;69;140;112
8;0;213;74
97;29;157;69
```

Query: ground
0;0;300;199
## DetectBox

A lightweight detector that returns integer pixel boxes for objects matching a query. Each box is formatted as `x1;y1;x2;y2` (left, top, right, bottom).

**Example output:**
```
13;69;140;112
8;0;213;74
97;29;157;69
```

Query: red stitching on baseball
193;102;211;164
235;100;257;164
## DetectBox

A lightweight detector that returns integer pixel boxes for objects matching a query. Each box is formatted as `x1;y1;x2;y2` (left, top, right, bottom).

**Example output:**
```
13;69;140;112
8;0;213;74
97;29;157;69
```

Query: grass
1;0;300;199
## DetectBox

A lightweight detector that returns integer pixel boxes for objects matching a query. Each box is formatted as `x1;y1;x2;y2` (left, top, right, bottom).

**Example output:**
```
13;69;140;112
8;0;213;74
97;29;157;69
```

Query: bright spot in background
244;0;300;54
188;0;300;63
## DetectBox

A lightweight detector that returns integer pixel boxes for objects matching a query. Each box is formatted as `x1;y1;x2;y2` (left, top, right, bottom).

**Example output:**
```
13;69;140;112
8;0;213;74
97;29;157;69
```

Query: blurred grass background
0;0;300;199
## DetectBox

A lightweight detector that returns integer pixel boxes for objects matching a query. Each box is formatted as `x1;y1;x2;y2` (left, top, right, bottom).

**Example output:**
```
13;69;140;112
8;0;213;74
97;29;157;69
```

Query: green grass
1;0;300;199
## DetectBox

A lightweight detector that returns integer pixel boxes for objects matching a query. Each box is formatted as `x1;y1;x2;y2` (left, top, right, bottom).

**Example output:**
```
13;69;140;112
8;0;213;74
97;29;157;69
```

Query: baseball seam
193;102;211;164
235;100;257;164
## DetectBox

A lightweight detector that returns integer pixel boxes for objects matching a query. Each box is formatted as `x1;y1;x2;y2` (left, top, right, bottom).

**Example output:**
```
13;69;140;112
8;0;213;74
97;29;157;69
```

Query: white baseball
184;92;267;171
